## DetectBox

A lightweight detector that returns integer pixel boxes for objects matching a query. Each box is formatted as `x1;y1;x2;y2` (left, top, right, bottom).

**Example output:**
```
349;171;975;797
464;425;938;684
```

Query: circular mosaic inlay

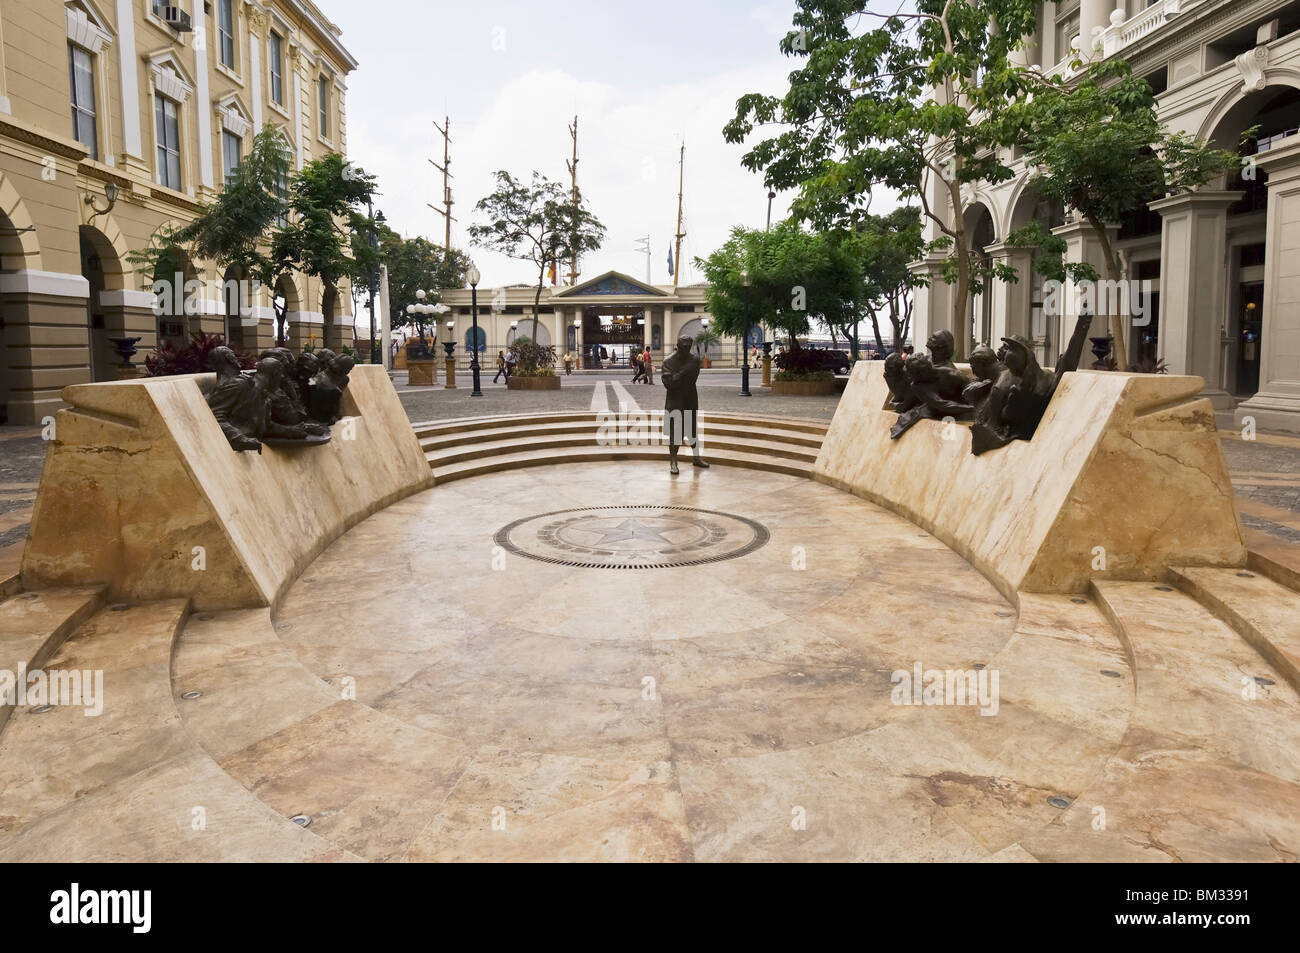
494;505;771;569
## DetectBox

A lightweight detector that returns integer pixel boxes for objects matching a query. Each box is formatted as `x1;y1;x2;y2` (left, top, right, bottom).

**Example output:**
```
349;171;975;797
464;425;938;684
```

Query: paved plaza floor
6;461;1294;861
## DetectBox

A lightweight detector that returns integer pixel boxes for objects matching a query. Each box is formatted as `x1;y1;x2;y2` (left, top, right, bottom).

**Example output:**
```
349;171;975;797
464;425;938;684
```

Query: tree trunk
1087;213;1129;369
532;269;544;343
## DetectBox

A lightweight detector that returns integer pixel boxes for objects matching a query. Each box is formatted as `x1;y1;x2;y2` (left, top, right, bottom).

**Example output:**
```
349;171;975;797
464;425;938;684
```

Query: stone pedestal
1152;190;1242;411
814;362;1246;601
1235;138;1300;435
762;356;772;387
444;356;456;388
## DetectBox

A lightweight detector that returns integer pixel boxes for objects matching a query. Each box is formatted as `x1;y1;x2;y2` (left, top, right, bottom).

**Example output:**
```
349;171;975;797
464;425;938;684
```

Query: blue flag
667;245;674;277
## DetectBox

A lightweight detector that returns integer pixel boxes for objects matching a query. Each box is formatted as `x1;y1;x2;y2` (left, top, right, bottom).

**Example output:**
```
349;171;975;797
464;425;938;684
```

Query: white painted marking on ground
609;380;643;412
590;381;610;414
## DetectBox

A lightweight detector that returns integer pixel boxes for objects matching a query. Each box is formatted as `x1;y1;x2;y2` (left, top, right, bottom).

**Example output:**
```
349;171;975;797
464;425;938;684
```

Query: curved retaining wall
813;362;1247;601
21;365;433;611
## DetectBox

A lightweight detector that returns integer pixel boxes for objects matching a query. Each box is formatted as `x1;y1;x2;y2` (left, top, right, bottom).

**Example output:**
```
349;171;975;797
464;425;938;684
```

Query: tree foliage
128;127;378;347
376;223;474;339
725;0;1043;357
468;170;605;341
1000;61;1242;360
697;222;868;348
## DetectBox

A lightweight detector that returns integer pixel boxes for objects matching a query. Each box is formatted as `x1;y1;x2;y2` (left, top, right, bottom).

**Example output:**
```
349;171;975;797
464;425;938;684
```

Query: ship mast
673;141;686;289
566;115;580;285
428;117;455;250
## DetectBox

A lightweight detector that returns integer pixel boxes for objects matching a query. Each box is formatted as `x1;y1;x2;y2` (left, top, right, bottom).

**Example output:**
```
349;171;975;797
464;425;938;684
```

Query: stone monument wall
814;362;1247;601
21;366;433;611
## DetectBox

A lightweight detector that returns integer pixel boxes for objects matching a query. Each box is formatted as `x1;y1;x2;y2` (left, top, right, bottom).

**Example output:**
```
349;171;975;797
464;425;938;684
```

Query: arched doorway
79;225;126;382
1210;85;1300;398
582;305;644;367
151;244;198;349
964;203;996;350
273;274;299;348
0;208;27;423
223;264;248;352
1006;190;1066;364
676;317;721;363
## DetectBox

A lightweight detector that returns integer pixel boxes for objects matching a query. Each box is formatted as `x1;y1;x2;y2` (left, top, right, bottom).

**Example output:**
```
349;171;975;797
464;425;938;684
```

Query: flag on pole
667;245;674;277
549;259;557;285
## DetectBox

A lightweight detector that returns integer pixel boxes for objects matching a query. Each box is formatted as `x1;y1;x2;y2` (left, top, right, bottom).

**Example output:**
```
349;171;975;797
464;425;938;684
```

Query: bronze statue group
885;314;1090;455
207;345;355;453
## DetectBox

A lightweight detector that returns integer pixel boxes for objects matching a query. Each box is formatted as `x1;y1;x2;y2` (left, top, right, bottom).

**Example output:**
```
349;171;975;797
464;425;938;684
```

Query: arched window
465;326;487;353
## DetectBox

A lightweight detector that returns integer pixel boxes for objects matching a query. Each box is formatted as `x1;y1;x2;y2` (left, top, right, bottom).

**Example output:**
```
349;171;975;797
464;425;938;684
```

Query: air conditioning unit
162;5;193;32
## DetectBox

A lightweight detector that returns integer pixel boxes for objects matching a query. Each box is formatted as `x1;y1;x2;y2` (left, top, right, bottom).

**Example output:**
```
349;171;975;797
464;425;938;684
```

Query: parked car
805;348;853;375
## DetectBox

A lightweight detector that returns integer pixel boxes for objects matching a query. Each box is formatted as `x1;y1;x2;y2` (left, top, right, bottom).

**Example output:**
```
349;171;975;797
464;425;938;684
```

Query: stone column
1236;138;1300;433
0;271;92;424
1080;0;1110;59
908;257;952;354
1049;219;1117;364
986;242;1035;344
573;309;584;368
1151;190;1240;409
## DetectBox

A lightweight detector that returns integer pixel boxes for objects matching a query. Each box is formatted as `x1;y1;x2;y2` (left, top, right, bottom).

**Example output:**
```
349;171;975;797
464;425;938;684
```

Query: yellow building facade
0;0;358;424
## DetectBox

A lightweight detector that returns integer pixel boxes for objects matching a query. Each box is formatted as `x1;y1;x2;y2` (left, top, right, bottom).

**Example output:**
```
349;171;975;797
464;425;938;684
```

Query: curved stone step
419;419;826;453
1015;580;1300;862
430;444;816;484
172;609;471;862
428;433;820;469
0;586;105;737
1170;566;1300;695
0;600;358;861
413;410;830;440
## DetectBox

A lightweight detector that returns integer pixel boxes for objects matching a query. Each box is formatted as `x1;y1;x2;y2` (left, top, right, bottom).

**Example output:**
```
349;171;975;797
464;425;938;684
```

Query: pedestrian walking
492;350;508;384
563;352;573;375
642;347;654;384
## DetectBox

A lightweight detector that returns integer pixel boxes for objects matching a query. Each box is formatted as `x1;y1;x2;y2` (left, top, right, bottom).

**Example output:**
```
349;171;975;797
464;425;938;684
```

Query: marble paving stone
218;700;470;862
406;748;692;862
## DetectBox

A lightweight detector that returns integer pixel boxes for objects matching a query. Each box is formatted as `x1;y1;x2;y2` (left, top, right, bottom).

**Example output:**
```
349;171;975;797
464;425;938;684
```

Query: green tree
724;0;1041;359
468;170;605;342
273;152;378;347
376;224;474;340
128;125;292;337
1000;62;1242;364
857;207;925;354
698;222;867;351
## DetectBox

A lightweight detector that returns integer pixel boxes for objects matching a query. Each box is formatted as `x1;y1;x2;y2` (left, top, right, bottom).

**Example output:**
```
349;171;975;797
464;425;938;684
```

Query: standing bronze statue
661;335;709;475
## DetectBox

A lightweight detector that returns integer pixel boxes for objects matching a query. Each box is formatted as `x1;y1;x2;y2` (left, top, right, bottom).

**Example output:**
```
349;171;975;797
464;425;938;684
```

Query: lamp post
739;270;752;397
468;265;483;396
766;189;776;231
573;316;582;369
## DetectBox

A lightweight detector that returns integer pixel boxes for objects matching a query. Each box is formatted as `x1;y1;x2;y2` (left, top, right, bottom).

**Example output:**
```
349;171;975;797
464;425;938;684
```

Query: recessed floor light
1236;572;1255;579
290;814;311;827
1047;796;1072;809
29;705;53;714
1071;597;1087;604
1254;676;1275;687
1154;586;1173;592
1100;670;1122;678
180;690;203;700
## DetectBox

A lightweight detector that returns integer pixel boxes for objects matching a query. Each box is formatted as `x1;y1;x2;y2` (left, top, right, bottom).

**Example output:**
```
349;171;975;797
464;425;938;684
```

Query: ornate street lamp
739;271;752;397
467;265;483;396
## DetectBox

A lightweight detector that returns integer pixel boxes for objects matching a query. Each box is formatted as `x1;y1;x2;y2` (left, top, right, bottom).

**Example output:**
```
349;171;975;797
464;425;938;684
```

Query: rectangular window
318;75;329;139
274;164;289;227
151;0;164;14
222;131;241;181
269;31;284;105
69;44;97;160
218;0;235;69
155;94;182;191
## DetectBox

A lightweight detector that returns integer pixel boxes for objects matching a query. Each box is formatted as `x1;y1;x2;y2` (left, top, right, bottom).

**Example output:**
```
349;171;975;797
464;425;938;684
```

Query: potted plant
771;344;838;396
694;327;721;369
505;339;562;390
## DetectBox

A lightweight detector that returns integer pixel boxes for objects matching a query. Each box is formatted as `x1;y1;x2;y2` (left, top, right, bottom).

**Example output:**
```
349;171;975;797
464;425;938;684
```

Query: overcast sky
331;0;811;292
